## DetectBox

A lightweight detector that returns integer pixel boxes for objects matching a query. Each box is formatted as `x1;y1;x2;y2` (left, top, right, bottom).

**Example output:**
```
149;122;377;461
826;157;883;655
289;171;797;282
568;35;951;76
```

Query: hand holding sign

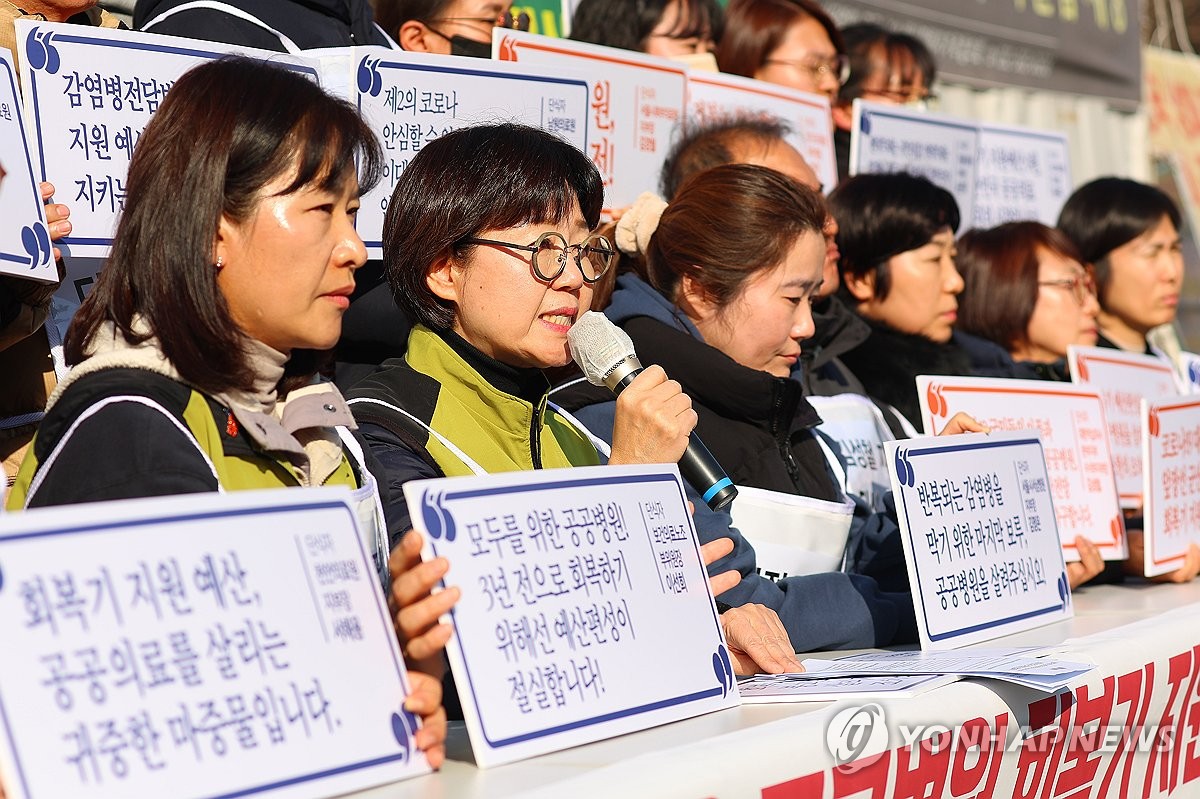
387;530;459;676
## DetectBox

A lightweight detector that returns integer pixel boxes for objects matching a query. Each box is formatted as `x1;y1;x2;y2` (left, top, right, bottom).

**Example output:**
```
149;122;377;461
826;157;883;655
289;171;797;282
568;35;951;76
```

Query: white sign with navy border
404;463;740;768
849;99;977;231
973;122;1071;228
0;488;429;799
886;431;1072;650
341;48;590;259
16;21;317;259
0;47;54;284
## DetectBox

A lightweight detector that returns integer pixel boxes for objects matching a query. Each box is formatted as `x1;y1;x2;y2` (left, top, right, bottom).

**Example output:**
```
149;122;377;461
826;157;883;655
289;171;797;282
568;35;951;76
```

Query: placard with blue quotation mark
0;48;54;284
15;21;316;259
404;464;740;768
886;431;1072;650
0;488;429;799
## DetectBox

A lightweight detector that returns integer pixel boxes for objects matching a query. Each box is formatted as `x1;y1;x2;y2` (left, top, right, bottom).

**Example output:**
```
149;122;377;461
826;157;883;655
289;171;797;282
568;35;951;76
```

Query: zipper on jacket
530;402;544;469
769;379;803;489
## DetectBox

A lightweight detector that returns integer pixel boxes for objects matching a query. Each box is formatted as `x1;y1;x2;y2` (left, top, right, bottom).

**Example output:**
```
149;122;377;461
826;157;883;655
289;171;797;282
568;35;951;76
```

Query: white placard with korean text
16;21;317;259
494;30;686;214
849;99;977;229
0;488;428;799
808;393;895;512
1068;345;1181;508
684;70;835;192
404;464;739;768
323;48;590;258
0;48;54;284
916;376;1127;561
886;431;1072;650
973;123;1071;228
1141;397;1200;577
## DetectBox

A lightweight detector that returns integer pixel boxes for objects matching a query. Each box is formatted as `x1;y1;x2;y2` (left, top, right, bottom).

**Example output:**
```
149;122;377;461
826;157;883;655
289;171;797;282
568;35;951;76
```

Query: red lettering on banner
761;771;823;798
831;751;890;798
949;714;1008;798
1054;675;1115;798
893;730;951;799
1097;664;1154;798
1145;647;1195;796
1181;645;1200;786
1015;693;1073;799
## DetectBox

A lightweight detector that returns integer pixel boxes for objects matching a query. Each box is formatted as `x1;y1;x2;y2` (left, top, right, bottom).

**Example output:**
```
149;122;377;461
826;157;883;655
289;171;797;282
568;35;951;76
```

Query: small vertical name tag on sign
342;48;590;258
1141;397;1200;576
0;488;429;799
0;48;54;284
494;30;685;214
404;464;739;768
886;432;1071;649
684;70;835;192
16;20;316;259
916;376;1126;561
1069;345;1180;509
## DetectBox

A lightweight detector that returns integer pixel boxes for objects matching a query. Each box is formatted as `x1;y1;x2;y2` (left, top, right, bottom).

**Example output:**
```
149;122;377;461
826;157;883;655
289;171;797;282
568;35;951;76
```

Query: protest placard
404;464;739;767
808;393;895;511
1068;345;1180;508
916;376;1126;561
328;48;589;257
0;488;428;799
849;99;977;228
684;70;835;192
973;123;1071;228
0;48;54;284
16;21;315;259
886;431;1071;649
1141;396;1200;577
494;29;685;214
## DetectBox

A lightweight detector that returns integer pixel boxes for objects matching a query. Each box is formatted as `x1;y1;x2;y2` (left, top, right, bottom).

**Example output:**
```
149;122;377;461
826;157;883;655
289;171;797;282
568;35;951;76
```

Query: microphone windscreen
568;311;637;386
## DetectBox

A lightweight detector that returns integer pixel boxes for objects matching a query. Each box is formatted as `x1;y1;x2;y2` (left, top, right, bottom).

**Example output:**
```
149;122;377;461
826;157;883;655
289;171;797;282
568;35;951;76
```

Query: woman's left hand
41;181;71;261
388;530;460;679
403;670;448;769
938;412;989;436
1066;536;1104;588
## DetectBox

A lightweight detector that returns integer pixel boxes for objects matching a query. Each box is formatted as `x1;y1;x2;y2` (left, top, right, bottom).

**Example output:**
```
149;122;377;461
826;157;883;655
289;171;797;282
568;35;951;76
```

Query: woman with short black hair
569;0;721;59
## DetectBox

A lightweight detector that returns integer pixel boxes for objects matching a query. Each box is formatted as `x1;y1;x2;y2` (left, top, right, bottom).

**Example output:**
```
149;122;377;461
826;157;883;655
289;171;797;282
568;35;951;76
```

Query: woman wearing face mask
347;124;804;676
831;172;970;435
716;0;846;105
4;57;450;766
1057;178;1185;358
554;164;930;652
378;0;530;58
569;0;722;65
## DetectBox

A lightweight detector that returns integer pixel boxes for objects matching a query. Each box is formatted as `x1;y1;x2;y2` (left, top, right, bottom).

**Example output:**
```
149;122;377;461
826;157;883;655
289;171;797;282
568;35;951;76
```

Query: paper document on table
736;673;957;703
797;649;1094;692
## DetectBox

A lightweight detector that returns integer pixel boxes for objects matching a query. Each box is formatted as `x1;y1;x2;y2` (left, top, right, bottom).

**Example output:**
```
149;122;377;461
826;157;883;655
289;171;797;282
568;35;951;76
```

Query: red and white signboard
917;376;1126;561
494;30;685;214
1068;345;1180;508
1141;396;1200;577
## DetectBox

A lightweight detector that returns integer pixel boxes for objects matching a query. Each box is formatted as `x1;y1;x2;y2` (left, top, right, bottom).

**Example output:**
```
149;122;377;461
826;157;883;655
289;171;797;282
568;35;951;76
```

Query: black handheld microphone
568;311;738;511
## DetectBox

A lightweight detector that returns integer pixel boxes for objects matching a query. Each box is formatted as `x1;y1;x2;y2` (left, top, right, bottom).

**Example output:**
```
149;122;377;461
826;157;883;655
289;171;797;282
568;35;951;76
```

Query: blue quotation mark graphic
421;490;456;542
1189;362;1200;387
357;57;383;97
25;29;61;75
390;709;418;762
894;448;916;488
712;645;734;697
1057;571;1070;610
21;222;53;270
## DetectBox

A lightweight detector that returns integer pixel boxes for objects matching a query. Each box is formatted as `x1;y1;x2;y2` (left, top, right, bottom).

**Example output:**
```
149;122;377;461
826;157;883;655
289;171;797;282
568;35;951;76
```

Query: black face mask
448;35;492;58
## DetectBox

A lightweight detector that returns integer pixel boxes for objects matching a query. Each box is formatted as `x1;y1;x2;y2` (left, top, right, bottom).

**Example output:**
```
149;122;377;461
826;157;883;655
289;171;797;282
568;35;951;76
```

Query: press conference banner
824;0;1141;106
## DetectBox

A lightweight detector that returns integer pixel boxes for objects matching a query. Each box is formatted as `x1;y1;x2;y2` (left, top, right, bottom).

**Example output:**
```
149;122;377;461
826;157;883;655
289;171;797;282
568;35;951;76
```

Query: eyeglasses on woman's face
427;9;530;32
763;53;850;86
1038;271;1097;305
459;231;616;283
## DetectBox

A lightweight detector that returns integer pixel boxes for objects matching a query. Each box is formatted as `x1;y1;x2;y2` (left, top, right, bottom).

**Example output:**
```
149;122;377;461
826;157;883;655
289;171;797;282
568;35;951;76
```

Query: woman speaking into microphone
346;123;801;675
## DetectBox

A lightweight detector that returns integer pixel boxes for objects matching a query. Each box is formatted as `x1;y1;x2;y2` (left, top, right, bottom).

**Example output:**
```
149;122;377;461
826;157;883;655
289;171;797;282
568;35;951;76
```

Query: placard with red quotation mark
404;463;740;768
0;47;54;284
493;29;685;214
684;70;835;193
1068;345;1180;509
886;431;1072;650
1141;396;1200;577
16;21;316;259
917;376;1127;561
0;488;429;799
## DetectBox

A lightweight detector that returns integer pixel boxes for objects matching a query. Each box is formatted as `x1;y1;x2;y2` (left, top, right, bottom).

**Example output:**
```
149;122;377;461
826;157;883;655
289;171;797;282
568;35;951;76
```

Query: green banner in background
512;0;566;38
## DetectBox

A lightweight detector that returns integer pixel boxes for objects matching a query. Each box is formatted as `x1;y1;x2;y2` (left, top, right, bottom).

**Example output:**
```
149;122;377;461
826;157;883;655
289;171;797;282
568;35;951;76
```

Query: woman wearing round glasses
955;222;1099;382
348;123;805;676
716;0;846;103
